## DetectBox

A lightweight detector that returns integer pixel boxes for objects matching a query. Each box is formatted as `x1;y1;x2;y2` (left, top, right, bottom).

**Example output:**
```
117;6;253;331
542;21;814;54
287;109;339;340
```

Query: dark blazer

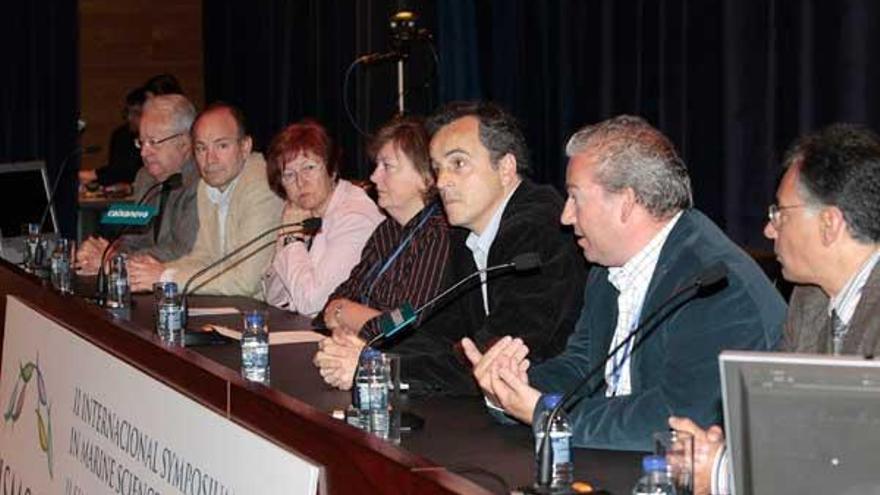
529;209;786;451
396;179;587;395
782;261;880;356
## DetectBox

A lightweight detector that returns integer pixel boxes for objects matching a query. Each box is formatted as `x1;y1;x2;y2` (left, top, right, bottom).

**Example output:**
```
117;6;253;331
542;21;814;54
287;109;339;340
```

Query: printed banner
0;295;320;495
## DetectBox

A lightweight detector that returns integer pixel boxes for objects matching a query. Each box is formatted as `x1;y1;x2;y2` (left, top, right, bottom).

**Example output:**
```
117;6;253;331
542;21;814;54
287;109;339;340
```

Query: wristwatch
283;234;306;246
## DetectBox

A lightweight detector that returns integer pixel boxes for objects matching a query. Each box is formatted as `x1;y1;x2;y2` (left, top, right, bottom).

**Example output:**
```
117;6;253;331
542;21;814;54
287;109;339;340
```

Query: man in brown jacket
673;123;880;495
128;103;283;299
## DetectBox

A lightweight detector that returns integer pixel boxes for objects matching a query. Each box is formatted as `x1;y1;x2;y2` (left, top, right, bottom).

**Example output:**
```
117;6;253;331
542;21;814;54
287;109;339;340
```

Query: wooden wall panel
79;0;204;171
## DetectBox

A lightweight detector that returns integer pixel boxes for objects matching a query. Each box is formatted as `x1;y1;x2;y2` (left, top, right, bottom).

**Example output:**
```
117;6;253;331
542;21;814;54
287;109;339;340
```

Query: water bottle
240;310;270;382
157;282;183;345
23;222;44;272
107;254;131;308
533;394;574;489
354;348;390;435
632;455;677;495
50;238;73;294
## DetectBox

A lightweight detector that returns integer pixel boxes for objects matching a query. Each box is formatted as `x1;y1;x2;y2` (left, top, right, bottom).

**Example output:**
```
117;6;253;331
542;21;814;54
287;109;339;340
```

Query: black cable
342;59;373;139
343;37;440;138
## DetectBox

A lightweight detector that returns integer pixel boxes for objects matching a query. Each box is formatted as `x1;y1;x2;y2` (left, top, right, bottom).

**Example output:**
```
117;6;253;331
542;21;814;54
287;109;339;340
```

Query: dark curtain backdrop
0;1;79;238
203;1;437;180
205;0;880;248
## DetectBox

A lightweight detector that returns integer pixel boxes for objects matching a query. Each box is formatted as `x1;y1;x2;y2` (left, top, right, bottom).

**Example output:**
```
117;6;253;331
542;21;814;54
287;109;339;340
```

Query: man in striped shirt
672;123;880;495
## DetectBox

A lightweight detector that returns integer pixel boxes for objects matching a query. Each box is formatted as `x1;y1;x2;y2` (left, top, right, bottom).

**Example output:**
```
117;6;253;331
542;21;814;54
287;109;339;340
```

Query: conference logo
3;356;54;478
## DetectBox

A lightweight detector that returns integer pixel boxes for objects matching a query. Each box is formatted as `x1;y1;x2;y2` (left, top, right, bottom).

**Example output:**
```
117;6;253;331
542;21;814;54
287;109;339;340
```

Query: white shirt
604;212;682;397
160;175;241;283
710;249;880;494
828;250;880;325
204;175;241;255
465;182;521;315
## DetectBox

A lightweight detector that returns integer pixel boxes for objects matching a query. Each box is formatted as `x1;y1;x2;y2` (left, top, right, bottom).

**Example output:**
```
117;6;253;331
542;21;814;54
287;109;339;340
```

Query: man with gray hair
76;94;200;273
463;115;786;450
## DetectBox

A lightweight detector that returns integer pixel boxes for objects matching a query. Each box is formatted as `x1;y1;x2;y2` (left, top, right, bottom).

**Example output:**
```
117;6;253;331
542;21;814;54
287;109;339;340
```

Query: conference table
0;259;642;494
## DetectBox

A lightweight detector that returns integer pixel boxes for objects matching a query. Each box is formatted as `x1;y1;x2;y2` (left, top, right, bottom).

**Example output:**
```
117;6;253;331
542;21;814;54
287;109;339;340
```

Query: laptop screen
720;351;880;495
0;160;57;236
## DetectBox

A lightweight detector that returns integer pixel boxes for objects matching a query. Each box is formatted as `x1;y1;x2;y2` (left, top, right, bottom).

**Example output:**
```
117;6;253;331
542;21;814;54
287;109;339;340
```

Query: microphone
531;262;728;493
356;51;406;66
346;252;543;427
369;252;543;345
39;144;102;232
95;173;184;303
179;218;322;315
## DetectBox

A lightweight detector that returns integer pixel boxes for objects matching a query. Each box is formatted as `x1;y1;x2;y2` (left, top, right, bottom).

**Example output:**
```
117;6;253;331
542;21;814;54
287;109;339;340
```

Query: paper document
188;307;241;316
202;324;324;345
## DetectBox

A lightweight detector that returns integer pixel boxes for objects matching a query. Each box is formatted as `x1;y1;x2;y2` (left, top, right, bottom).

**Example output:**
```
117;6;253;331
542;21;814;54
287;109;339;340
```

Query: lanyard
362;202;438;306
607;327;635;397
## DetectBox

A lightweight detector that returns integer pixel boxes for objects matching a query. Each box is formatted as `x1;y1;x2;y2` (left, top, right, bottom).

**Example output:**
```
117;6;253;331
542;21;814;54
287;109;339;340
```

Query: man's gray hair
142;94;196;134
565;115;692;219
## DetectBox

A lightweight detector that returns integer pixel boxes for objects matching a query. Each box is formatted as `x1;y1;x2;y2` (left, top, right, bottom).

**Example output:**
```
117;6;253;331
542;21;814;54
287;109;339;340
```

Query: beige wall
79;0;204;171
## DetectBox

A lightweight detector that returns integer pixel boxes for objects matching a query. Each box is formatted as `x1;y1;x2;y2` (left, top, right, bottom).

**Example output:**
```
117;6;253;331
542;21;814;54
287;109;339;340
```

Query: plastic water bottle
23;222;43;272
107;253;131;308
533;393;574;489
157;282;183;344
240;310;270;382
50;238;73;294
632;455;677;495
354;348;390;434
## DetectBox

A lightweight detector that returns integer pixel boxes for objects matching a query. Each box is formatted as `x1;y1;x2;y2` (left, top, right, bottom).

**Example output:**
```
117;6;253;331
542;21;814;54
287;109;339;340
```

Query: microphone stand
94;173;182;305
379;252;542;340
346;253;543;430
179;218;321;320
40;145;101;233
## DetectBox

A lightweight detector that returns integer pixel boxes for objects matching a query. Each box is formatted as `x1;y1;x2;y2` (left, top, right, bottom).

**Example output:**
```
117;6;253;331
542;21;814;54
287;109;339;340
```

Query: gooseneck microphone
95;173;183;303
356;52;406;66
39;144;102;232
354;252;543;393
530;262;728;493
346;252;543;430
179;218;322;315
366;252;543;347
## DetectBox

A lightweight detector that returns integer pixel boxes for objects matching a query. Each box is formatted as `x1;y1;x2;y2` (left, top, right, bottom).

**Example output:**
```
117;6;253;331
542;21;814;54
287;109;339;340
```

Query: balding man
127;102;283;298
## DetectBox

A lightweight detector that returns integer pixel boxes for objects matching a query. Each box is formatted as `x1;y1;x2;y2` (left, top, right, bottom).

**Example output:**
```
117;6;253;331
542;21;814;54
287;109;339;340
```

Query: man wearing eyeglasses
672;123;880;495
76;94;201;273
126;102;283;298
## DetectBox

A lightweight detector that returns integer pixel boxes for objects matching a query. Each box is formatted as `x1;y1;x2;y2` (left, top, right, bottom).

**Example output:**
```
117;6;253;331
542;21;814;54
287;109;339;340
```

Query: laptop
0;160;58;264
720;350;880;495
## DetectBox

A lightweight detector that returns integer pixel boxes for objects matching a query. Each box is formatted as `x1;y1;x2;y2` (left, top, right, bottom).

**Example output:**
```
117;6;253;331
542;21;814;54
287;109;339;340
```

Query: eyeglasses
767;203;807;227
134;132;185;150
281;163;323;183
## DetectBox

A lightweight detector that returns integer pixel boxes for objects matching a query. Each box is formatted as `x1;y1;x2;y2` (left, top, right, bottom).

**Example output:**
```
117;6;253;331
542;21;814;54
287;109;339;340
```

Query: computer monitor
0;160;58;236
720;351;880;495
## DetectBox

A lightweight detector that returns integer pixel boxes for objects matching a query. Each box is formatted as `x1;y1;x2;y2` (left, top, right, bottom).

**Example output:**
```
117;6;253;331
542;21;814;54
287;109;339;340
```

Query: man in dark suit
389;102;587;395
317;101;586;395
463;115;786;451
672;124;880;495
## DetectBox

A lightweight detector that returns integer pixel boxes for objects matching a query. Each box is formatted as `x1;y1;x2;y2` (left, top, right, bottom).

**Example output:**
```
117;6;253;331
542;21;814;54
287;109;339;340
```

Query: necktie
831;309;847;355
154;185;171;243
